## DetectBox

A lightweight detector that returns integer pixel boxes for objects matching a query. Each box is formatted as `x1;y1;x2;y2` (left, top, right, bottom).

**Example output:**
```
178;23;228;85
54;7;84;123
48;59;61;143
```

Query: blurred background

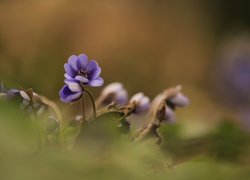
0;0;250;129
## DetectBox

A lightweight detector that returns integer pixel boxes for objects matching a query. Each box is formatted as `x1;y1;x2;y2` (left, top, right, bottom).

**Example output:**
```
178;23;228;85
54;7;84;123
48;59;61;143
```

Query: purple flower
97;82;128;106
151;86;189;124
167;92;190;108
5;89;20;99
59;54;104;103
1;88;33;109
130;92;150;114
161;106;176;124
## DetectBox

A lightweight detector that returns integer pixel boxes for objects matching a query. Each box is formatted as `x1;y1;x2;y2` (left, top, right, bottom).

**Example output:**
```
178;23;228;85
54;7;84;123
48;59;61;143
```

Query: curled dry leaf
133;85;189;144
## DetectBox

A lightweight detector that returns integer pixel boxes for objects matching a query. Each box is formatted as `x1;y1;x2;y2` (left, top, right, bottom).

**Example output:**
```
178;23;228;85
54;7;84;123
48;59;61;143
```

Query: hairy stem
81;98;86;123
85;89;96;118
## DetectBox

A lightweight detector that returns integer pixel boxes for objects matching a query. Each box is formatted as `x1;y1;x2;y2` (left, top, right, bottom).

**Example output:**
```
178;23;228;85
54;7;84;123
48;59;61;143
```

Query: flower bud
130;92;150;114
98;82;128;106
20;90;31;101
168;92;190;107
151;86;189;124
162;106;176;123
6;89;20;98
156;102;176;123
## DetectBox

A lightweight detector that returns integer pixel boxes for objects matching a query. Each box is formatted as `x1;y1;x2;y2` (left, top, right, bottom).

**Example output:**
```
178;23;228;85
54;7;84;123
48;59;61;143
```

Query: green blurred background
1;0;250;127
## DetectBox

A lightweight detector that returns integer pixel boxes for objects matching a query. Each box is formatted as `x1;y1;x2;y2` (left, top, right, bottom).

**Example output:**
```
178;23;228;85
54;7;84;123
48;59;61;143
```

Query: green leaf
76;110;130;149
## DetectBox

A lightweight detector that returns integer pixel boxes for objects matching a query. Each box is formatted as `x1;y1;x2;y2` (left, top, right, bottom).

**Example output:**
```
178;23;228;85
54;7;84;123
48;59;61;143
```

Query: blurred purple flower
130;92;150;114
214;36;250;129
151;86;189;124
1;88;32;109
59;54;104;103
166;91;190;109
6;89;20;98
97;82;128;107
216;36;250;107
161;106;176;124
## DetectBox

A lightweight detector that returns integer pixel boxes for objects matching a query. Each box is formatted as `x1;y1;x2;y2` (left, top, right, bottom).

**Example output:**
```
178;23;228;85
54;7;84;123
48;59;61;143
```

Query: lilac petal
6;89;20;99
140;97;150;109
130;93;144;103
66;91;82;103
137;96;150;113
169;93;190;107
75;75;89;83
88;77;104;87
130;93;150;114
116;90;128;105
102;83;123;96
64;73;74;80
163;107;176;123
64;79;82;92
59;85;70;99
90;66;101;80
7;89;20;96
64;78;78;83
68;55;78;71
76;54;88;70
85;60;98;73
100;83;128;105
20;91;31;101
59;85;82;103
64;63;77;77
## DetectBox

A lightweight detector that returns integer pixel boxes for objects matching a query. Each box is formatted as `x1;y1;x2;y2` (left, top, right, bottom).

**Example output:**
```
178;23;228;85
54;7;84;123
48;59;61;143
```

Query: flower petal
169;92;190;107
75;75;89;83
64;73;74;80
59;85;71;100
66;91;82;103
20;91;31;101
102;82;123;96
68;55;78;71
116;90;128;105
88;77;104;87
59;85;82;103
163;107;176;123
64;79;82;92
90;66;101;80
130;93;144;103
137;96;150;113
130;92;150;114
76;54;88;70
7;89;20;97
64;63;76;77
85;60;98;73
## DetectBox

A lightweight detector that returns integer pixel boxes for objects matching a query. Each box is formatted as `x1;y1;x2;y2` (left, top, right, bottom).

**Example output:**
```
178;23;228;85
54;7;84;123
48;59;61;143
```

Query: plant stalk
81;98;86;123
85;89;96;118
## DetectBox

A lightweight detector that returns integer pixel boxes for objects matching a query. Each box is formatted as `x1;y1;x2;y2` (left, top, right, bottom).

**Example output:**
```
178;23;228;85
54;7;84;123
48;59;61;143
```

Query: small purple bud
162;107;176;123
130;92;150;114
6;89;20;99
169;92;190;107
100;82;128;106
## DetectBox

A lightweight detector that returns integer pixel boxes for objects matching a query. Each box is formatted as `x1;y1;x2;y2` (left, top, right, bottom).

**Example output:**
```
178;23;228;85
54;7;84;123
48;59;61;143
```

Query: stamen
77;70;89;79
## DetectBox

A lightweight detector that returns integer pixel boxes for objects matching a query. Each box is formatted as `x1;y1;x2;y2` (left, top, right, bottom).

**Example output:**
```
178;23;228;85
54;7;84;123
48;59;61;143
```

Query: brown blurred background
1;0;250;127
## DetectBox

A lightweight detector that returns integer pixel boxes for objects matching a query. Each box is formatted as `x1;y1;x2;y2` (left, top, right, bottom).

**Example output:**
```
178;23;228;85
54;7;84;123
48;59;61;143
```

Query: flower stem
81;98;86;123
85;89;96;118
